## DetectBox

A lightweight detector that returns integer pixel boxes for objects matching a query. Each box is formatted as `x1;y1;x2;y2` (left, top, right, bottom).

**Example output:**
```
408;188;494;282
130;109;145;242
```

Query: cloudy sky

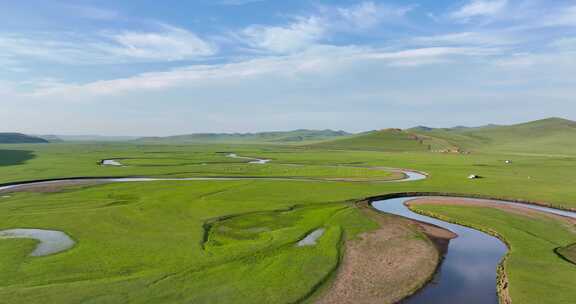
2;0;575;135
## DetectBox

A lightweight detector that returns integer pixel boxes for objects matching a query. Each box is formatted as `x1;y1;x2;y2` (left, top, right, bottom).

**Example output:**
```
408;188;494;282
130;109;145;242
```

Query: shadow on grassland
0;150;35;166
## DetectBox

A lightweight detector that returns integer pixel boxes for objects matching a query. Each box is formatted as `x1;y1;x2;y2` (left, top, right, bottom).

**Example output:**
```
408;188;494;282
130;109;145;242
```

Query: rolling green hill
309;118;576;155
411;117;576;155
308;128;457;152
136;129;350;144
0;133;48;144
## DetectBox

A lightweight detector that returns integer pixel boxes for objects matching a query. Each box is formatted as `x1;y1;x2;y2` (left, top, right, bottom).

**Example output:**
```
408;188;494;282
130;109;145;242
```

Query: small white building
468;174;479;179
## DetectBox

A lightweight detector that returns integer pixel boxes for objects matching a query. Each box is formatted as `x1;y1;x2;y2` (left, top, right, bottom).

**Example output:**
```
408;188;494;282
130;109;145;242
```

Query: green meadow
0;177;400;303
0;118;575;303
5;139;576;208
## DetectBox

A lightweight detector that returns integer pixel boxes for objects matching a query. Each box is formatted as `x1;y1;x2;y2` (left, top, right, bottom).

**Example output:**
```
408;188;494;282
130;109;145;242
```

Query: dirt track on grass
316;201;456;304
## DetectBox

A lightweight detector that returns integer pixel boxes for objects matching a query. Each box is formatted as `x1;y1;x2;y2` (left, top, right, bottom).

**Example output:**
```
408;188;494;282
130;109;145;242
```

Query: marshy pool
395;170;427;182
296;228;325;247
226;153;270;164
101;159;123;166
0;228;75;256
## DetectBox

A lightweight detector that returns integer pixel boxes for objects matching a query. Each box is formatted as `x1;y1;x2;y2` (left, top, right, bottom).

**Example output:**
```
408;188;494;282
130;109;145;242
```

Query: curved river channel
373;196;576;304
1;155;575;303
0;157;426;257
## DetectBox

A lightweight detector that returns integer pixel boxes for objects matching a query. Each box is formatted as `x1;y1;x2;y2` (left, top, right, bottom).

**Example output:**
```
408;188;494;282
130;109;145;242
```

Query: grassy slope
309;129;432;152
468;118;576;155
412;118;576;155
313;117;576;156
131;117;576;154
410;204;576;304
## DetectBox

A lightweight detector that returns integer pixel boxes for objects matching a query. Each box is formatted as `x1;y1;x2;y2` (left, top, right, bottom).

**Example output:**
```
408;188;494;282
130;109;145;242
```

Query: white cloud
412;32;518;46
3;44;575;134
215;0;264;5
0;33;99;64
450;0;508;22
541;5;576;27
493;53;537;67
0;25;215;66
443;1;576;30
4;1;576;134
361;46;500;66
241;17;326;53
24;46;355;98
67;5;121;20
101;25;215;60
494;41;576;68
368;46;500;59
551;37;576;51
16;45;501;99
335;1;413;29
238;1;413;53
495;54;575;70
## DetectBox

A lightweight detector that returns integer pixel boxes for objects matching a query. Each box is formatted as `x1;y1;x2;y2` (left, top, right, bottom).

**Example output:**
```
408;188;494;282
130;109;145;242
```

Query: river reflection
372;197;507;304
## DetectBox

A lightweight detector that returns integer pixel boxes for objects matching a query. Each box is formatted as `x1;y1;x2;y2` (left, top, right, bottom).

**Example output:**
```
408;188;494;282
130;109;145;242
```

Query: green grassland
309;129;436;152
410;204;576;304
1;118;575;304
3;142;576;208
0;179;401;303
315;117;576;156
410;117;576;155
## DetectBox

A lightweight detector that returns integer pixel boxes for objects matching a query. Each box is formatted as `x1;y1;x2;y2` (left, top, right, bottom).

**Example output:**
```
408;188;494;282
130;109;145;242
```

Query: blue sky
1;0;576;135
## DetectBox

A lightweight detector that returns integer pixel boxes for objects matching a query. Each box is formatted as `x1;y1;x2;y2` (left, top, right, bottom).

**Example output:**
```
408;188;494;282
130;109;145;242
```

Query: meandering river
372;196;576;304
0;156;425;258
1;154;574;303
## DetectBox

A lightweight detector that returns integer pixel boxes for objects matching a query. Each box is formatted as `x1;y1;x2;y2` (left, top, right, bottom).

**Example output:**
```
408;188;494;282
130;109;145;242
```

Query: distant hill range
136;129;351;144
4;118;575;155
310;118;576;155
0;133;48;144
38;135;140;142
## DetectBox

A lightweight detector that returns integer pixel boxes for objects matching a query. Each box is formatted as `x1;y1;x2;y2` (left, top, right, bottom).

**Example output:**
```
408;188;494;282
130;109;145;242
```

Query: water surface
0;228;75;256
373;197;506;304
372;196;576;304
227;153;270;164
101;159;123;166
395;171;427;182
296;228;325;246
